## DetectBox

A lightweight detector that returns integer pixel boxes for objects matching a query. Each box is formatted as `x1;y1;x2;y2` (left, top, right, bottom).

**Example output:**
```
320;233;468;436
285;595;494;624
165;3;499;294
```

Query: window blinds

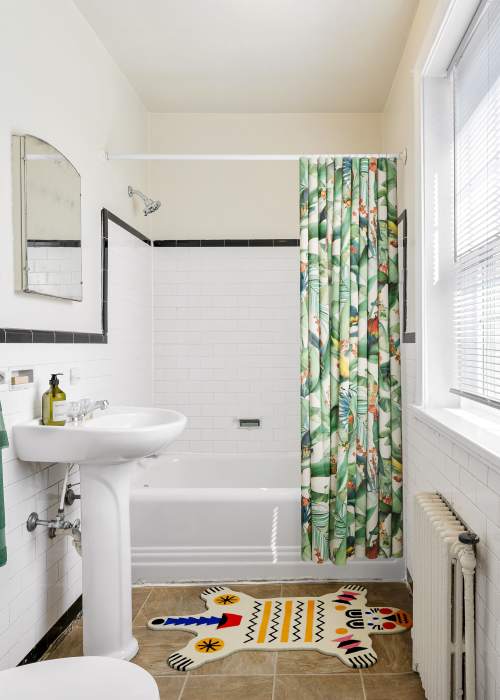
452;0;500;407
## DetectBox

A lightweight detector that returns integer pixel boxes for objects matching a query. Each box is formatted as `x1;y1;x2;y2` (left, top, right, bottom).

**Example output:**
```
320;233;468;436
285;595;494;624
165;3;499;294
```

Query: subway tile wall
26;245;82;301
153;246;300;454
0;225;151;669
402;343;500;700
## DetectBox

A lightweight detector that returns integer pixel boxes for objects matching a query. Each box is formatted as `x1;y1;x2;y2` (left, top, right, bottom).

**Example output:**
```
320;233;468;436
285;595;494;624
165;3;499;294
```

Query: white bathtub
130;452;404;583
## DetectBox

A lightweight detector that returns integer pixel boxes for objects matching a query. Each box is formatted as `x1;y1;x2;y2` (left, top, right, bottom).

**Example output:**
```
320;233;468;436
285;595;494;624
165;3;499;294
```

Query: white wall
148;113;383;240
383;1;500;697
107;221;152;406
0;0;149;333
0;0;152;669
153;246;299;453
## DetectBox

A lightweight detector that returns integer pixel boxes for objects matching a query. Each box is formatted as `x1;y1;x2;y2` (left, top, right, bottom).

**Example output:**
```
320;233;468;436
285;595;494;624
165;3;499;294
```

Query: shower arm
128;186;152;207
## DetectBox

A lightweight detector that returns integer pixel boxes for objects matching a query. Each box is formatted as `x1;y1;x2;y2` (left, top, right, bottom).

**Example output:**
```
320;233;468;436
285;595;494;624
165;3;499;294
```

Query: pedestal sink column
80;459;138;660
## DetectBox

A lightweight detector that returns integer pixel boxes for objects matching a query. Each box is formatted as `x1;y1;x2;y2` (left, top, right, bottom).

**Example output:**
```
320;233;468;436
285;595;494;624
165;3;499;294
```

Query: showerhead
144;199;161;215
128;185;162;216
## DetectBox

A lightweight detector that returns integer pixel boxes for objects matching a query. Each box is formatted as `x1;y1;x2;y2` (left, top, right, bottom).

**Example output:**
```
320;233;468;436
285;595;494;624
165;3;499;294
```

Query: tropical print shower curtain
300;157;402;566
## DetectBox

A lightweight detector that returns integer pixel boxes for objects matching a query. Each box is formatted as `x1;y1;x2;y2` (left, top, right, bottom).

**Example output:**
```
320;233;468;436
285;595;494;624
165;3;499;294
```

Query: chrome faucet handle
66;401;83;423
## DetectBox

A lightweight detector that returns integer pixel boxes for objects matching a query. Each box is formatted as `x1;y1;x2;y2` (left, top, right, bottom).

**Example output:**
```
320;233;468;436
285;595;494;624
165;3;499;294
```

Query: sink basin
13;406;186;465
13;405;186;662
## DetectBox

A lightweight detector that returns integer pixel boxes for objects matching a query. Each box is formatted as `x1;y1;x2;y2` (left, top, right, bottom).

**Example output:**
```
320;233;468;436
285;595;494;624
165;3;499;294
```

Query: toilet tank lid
0;656;159;700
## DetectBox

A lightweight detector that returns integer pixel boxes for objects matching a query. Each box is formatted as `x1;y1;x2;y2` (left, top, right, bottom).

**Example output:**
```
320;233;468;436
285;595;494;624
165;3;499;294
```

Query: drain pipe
58;464;72;512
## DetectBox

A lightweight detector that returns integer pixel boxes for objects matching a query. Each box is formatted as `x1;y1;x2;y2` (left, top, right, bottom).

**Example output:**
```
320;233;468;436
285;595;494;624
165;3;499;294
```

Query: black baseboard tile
249;239;274;247
54;331;74;343
274;238;300;246
5;328;33;343
154;238;300;247
74;332;90;343
176;240;201;247
224;239;249;247
153;240;177;247
33;330;56;343
18;596;82;666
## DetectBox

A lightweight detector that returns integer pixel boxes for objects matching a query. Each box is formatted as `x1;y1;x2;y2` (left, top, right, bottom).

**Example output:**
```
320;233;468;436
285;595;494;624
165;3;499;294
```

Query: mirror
12;135;82;301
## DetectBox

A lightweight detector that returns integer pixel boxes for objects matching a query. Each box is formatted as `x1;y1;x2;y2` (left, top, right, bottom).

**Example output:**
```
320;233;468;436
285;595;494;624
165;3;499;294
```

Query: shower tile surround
153;244;300;454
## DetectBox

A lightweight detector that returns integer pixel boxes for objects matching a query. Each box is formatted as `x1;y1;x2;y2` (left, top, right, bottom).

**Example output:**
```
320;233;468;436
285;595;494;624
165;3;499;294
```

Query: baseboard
17;595;82;666
132;546;406;584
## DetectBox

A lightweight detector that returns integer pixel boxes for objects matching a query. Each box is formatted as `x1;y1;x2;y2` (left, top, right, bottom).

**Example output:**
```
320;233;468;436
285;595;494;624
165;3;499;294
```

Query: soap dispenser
42;373;67;426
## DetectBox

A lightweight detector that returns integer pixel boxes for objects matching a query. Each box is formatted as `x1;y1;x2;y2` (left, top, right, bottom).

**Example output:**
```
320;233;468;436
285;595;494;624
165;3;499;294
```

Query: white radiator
413;493;478;700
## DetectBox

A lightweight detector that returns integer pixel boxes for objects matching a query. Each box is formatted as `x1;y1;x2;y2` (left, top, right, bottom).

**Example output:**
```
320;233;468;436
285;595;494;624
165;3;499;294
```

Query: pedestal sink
13;406;186;660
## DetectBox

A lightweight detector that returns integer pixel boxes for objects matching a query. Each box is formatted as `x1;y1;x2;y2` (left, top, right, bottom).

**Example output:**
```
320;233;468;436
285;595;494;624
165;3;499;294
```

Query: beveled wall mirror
12;134;82;301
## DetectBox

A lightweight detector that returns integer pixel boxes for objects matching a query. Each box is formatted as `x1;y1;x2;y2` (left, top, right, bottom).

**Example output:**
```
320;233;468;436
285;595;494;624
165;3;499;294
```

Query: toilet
0;656;159;699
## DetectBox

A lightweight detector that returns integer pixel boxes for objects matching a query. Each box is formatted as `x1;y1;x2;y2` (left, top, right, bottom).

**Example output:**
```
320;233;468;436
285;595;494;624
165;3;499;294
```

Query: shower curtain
300;157;402;566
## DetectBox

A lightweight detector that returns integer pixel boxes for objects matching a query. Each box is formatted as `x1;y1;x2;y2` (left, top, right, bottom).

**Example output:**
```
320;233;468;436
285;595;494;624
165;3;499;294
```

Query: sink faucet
92;399;109;412
67;398;109;423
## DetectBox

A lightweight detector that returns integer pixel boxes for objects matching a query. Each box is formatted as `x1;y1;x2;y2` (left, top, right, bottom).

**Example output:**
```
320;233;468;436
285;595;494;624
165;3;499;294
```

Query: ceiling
74;0;418;113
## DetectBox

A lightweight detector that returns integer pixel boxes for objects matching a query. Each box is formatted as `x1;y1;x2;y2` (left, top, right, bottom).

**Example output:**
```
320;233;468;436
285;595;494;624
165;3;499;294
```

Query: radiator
413;493;478;700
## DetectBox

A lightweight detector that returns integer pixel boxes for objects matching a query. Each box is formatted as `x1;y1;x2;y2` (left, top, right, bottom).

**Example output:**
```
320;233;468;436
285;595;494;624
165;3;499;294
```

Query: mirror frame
12;135;83;301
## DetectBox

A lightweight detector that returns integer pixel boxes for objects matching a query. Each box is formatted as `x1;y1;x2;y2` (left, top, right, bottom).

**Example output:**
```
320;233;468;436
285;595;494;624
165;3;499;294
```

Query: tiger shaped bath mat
148;584;412;672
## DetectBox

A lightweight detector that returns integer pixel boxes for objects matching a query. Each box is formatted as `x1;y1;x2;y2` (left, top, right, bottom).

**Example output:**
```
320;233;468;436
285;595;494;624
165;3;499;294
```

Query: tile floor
44;581;425;699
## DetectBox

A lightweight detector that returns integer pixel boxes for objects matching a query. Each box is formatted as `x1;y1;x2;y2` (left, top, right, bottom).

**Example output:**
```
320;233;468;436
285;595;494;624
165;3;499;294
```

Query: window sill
410;404;500;473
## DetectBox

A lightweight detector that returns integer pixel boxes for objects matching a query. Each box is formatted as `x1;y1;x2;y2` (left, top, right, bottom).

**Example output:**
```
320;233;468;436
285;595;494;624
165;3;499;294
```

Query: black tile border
27;240;81;248
0;209;149;343
153;238;300;247
18;595;82;666
105;209;151;246
2;226;298;343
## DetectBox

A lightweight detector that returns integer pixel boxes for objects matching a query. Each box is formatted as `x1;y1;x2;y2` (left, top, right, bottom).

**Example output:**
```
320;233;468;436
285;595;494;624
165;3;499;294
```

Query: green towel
0;402;8;566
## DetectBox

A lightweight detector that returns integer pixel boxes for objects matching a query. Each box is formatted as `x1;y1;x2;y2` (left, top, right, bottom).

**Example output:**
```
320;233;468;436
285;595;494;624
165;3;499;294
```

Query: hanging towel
0;402;8;567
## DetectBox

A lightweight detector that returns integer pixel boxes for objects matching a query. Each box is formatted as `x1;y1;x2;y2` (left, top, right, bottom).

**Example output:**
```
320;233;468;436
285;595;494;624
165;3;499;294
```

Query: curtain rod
105;149;407;163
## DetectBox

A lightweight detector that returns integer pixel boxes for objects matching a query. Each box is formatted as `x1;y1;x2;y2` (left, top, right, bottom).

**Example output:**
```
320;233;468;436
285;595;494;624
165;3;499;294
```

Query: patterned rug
148;584;412;672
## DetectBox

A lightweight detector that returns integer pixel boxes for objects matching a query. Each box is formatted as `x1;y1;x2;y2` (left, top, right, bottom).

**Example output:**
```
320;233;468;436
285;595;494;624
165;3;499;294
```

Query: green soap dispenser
42;373;67;426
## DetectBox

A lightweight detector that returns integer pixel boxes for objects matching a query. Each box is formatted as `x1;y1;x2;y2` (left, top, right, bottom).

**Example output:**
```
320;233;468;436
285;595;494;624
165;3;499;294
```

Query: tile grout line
359;670;367;700
271;651;278;699
270;583;283;700
132;587;153;626
177;672;190;700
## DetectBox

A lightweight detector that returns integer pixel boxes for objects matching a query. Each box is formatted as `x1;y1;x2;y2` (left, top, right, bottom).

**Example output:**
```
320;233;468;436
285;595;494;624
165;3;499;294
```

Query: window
452;0;500;408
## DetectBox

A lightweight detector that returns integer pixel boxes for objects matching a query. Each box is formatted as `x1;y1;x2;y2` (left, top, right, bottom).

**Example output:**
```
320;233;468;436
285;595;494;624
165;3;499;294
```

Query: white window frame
411;0;500;473
419;0;498;417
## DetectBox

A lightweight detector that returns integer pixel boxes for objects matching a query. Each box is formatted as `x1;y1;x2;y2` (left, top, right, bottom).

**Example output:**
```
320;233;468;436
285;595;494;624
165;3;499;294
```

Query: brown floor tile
280;582;349;598
132;625;192;676
134;583;282;627
45;624;83;659
133;585;208;626
362;631;413;674
154;675;186;700
275;674;364;699
225;582;282;599
363;673;425;698
132;586;152;620
182;675;273;700
276;649;355;675
192;649;276;676
362;582;413;611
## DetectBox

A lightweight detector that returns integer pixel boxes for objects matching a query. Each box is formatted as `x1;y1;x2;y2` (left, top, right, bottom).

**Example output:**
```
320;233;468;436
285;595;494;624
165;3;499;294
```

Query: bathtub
130;452;404;583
